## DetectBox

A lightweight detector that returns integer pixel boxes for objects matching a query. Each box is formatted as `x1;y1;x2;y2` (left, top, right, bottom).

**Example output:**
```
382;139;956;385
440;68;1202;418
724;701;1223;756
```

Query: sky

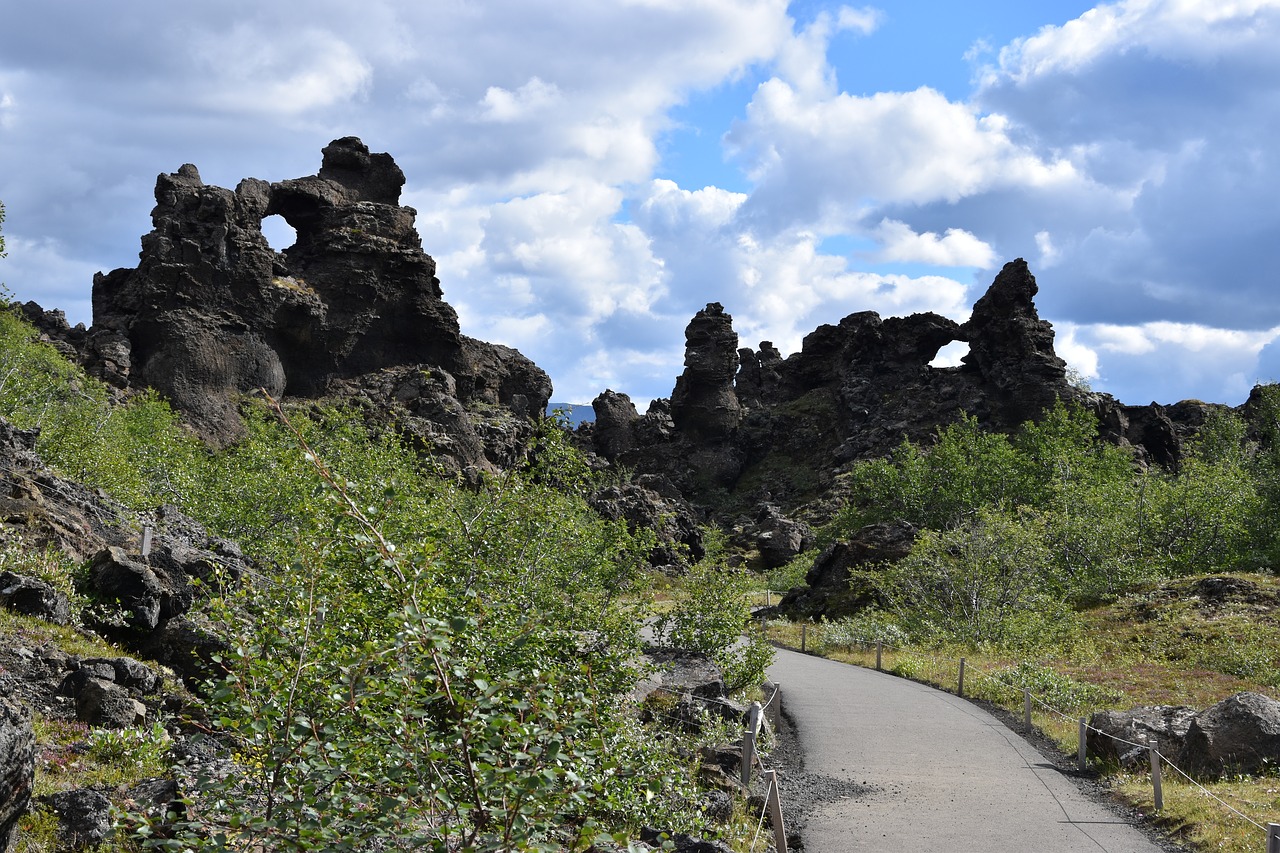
3;0;1280;409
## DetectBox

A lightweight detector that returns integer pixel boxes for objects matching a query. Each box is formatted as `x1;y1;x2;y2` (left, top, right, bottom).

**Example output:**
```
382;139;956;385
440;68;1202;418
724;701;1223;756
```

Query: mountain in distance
547;402;595;426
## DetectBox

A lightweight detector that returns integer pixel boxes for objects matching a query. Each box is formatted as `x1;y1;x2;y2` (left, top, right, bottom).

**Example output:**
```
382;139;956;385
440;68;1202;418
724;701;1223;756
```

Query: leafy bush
652;559;774;693
86;720;171;770
982;662;1120;714
814;611;909;653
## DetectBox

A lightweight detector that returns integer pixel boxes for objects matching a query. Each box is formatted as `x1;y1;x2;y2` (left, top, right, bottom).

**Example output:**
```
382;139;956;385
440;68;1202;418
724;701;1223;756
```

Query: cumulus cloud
971;0;1280;332
1065;320;1280;404
727;83;1081;235
872;219;996;268
190;25;373;115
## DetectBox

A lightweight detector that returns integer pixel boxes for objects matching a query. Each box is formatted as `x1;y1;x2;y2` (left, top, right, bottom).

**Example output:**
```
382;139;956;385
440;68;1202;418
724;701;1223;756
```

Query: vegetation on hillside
820;399;1280;649
0;306;772;851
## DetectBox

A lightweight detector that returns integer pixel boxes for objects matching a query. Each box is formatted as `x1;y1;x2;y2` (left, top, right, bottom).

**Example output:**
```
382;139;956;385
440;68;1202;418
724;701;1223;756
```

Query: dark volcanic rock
1087;705;1197;768
775;520;917;619
0;571;71;624
74;677;145;729
747;504;813;570
670;303;742;442
45;788;113;849
86;137;550;468
1178;691;1280;778
959;258;1071;428
592;390;641;461
590;478;705;569
0;699;34;852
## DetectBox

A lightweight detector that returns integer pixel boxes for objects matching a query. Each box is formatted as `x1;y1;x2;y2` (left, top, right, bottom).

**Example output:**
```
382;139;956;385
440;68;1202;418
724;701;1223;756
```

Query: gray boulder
74;678;146;729
1178;691;1280;779
1087;705;1197;768
45;788;113;849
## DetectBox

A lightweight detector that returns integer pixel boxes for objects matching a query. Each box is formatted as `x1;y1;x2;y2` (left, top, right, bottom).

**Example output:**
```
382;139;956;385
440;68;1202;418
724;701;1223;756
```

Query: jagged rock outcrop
590;475;705;569
78;137;549;471
587;259;1213;531
670;303;742;442
772;521;917;619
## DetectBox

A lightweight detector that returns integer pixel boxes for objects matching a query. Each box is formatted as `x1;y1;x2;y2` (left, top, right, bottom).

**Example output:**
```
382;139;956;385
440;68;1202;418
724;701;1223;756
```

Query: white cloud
191;25;373;115
728;82;1081;233
1034;231;1061;267
1051;323;1100;380
987;0;1280;84
872;219;996;268
1066;320;1280;404
836;6;884;35
480;78;562;122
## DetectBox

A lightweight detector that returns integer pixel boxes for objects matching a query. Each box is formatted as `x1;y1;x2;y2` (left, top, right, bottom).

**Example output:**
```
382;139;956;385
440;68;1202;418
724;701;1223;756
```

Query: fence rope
764;618;1276;843
748;777;771;852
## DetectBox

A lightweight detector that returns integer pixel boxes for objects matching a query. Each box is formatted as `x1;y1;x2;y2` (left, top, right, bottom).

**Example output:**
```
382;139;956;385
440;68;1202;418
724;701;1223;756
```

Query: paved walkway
767;647;1172;852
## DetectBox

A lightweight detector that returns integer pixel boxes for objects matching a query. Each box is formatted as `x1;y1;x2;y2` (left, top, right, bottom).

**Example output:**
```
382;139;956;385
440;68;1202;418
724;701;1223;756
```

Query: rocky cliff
38;138;550;473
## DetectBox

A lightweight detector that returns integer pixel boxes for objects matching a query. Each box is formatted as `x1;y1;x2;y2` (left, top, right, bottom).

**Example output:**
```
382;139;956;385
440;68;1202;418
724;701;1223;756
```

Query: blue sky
3;0;1280;408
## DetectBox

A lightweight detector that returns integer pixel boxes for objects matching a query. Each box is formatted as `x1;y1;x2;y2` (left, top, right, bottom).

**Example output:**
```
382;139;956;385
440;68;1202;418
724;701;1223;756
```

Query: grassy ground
756;572;1280;853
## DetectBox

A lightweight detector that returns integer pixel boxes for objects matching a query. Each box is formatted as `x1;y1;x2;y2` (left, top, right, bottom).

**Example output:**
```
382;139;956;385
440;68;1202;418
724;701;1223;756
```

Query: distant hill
547;403;595;426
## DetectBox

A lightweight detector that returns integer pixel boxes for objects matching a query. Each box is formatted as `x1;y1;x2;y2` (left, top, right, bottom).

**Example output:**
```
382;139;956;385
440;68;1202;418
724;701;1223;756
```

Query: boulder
0;700;34;852
74;678;146;729
85;547;169;630
748;504;813;570
1087;705;1197;768
775;520;916;619
45;788;113;849
0;571;71;624
1178;692;1280;778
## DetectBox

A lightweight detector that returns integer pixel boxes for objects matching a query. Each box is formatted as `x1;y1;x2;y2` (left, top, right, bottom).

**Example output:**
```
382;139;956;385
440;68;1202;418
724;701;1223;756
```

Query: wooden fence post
1149;747;1163;811
1078;718;1088;772
741;701;762;785
141;525;154;557
764;769;788;853
1023;689;1032;729
1267;823;1280;853
875;640;882;671
958;657;966;697
800;622;807;653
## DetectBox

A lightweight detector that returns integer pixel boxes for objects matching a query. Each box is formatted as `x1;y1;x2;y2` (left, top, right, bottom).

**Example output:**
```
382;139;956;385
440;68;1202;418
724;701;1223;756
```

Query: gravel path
765;647;1188;852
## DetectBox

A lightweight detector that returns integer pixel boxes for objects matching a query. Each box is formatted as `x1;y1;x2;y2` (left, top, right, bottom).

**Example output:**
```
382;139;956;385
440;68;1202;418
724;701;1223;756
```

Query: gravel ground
760;693;874;850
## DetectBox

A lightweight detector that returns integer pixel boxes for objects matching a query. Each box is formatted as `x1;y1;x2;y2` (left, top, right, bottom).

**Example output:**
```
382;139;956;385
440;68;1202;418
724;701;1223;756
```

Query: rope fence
755;605;1280;850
